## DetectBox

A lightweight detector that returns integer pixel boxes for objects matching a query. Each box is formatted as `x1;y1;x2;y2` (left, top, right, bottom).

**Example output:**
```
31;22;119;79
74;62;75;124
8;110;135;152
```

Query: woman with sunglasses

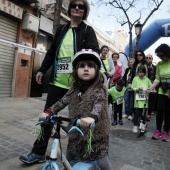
19;0;100;164
147;44;170;142
126;50;148;121
133;50;148;75
128;50;148;88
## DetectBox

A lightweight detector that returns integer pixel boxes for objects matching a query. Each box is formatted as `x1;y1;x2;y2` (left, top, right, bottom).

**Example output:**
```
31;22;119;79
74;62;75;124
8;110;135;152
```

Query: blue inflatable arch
125;18;170;57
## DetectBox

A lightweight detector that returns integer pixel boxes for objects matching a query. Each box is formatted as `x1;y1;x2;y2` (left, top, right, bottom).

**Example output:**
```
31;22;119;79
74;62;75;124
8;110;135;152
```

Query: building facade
0;0;40;97
0;0;128;98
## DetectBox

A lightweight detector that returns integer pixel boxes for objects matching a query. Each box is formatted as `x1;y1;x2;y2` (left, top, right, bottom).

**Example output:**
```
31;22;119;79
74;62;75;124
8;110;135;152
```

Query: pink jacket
112;63;122;85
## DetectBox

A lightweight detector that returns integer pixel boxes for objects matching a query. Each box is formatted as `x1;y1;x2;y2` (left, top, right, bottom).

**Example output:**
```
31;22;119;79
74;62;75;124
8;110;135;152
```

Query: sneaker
122;114;128;118
128;115;133;120
146;115;151;121
119;120;123;125
19;152;46;164
112;121;117;126
140;123;146;132
133;126;138;133
162;132;169;142
152;130;162;140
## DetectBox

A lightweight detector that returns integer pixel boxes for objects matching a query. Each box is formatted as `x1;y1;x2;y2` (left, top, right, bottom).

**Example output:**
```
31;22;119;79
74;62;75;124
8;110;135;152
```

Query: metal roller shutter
0;15;18;97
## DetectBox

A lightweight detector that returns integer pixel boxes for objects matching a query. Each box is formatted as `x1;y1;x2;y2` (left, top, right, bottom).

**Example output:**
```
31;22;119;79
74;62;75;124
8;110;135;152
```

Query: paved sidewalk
0;97;170;170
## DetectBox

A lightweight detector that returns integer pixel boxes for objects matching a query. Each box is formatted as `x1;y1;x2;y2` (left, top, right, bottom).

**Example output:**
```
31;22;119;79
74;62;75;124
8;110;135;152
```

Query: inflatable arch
125;18;170;57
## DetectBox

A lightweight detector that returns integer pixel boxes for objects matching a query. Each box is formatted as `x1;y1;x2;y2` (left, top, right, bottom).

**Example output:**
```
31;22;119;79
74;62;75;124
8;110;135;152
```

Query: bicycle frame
42;138;100;170
42;138;72;170
38;116;99;170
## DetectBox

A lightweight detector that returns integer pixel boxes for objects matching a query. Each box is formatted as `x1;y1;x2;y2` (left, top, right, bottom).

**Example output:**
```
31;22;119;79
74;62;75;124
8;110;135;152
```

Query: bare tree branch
142;0;164;28
95;0;165;57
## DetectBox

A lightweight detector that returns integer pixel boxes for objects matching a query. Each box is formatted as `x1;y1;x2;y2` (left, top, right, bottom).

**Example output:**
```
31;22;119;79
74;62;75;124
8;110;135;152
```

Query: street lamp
135;22;142;35
134;21;142;53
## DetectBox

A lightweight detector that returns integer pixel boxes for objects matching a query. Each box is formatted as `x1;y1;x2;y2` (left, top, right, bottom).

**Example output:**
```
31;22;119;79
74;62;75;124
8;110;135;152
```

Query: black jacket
147;64;156;83
38;21;100;83
122;67;135;85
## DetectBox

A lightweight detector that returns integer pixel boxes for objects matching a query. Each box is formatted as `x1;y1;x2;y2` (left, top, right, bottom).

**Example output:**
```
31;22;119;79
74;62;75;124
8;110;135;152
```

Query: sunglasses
71;3;85;10
136;53;143;56
145;57;152;59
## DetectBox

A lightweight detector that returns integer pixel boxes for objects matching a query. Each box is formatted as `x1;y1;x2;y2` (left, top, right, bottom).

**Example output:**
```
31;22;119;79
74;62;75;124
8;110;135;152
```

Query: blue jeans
124;89;134;116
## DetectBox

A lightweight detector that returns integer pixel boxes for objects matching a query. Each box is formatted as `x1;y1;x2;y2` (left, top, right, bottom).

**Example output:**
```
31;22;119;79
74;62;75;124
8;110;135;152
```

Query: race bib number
136;93;146;100
116;96;124;105
57;57;72;73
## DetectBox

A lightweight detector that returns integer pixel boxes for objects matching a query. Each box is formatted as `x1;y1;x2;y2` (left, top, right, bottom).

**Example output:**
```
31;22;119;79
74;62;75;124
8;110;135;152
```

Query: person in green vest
124;50;148;122
131;65;152;133
100;45;115;86
108;79;126;126
19;0;100;164
147;44;170;142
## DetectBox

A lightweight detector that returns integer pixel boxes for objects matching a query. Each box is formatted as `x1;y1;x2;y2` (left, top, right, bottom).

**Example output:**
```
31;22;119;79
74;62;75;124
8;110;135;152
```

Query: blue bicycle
36;115;100;170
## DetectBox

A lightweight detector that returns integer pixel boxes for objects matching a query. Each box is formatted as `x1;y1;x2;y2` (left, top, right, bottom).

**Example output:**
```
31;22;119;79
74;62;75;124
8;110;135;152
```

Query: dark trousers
124;89;134;116
32;85;68;155
156;94;170;133
113;103;123;121
134;108;146;126
148;92;157;115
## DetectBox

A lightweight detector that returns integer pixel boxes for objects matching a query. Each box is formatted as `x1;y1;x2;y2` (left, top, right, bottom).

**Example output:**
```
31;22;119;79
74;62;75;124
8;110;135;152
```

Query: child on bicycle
108;79;126;126
130;65;152;133
39;49;113;170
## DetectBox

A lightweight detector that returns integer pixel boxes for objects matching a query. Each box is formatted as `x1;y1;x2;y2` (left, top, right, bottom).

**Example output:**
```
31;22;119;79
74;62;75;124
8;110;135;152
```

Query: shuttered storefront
0;14;18;97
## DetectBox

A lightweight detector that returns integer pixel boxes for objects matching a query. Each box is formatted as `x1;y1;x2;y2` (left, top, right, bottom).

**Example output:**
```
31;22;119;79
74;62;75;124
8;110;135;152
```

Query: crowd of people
18;0;170;168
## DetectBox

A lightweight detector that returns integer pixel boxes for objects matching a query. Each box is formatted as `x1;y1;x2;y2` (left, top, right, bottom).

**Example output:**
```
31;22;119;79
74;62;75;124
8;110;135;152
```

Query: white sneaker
122;114;128;118
128;115;133;120
133;126;138;133
141;123;146;132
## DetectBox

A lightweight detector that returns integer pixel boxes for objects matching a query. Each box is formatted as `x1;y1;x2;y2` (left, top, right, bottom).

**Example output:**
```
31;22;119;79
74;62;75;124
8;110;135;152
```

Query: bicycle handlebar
35;115;95;136
76;119;95;130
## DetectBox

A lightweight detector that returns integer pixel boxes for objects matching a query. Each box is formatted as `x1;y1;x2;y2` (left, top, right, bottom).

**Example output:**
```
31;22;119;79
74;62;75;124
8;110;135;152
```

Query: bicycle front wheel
42;161;59;170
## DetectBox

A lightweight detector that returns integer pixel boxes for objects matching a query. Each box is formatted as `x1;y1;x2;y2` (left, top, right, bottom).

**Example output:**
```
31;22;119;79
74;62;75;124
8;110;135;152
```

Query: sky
87;0;170;62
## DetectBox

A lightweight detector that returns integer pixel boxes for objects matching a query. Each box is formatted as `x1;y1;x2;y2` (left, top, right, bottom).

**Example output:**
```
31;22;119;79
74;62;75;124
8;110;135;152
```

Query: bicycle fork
42;139;73;170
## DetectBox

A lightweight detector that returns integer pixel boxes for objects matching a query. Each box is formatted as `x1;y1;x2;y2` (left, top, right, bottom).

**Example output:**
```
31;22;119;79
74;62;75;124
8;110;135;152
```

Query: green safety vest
53;28;74;89
100;58;110;73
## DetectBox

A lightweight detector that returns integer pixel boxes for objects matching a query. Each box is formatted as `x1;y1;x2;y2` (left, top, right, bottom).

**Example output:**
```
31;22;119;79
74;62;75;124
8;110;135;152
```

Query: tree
92;0;165;57
53;0;63;37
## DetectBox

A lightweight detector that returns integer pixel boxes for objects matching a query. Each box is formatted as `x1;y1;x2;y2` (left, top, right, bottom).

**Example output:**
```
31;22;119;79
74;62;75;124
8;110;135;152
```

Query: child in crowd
38;49;113;170
108;79;126;126
131;65;152;133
